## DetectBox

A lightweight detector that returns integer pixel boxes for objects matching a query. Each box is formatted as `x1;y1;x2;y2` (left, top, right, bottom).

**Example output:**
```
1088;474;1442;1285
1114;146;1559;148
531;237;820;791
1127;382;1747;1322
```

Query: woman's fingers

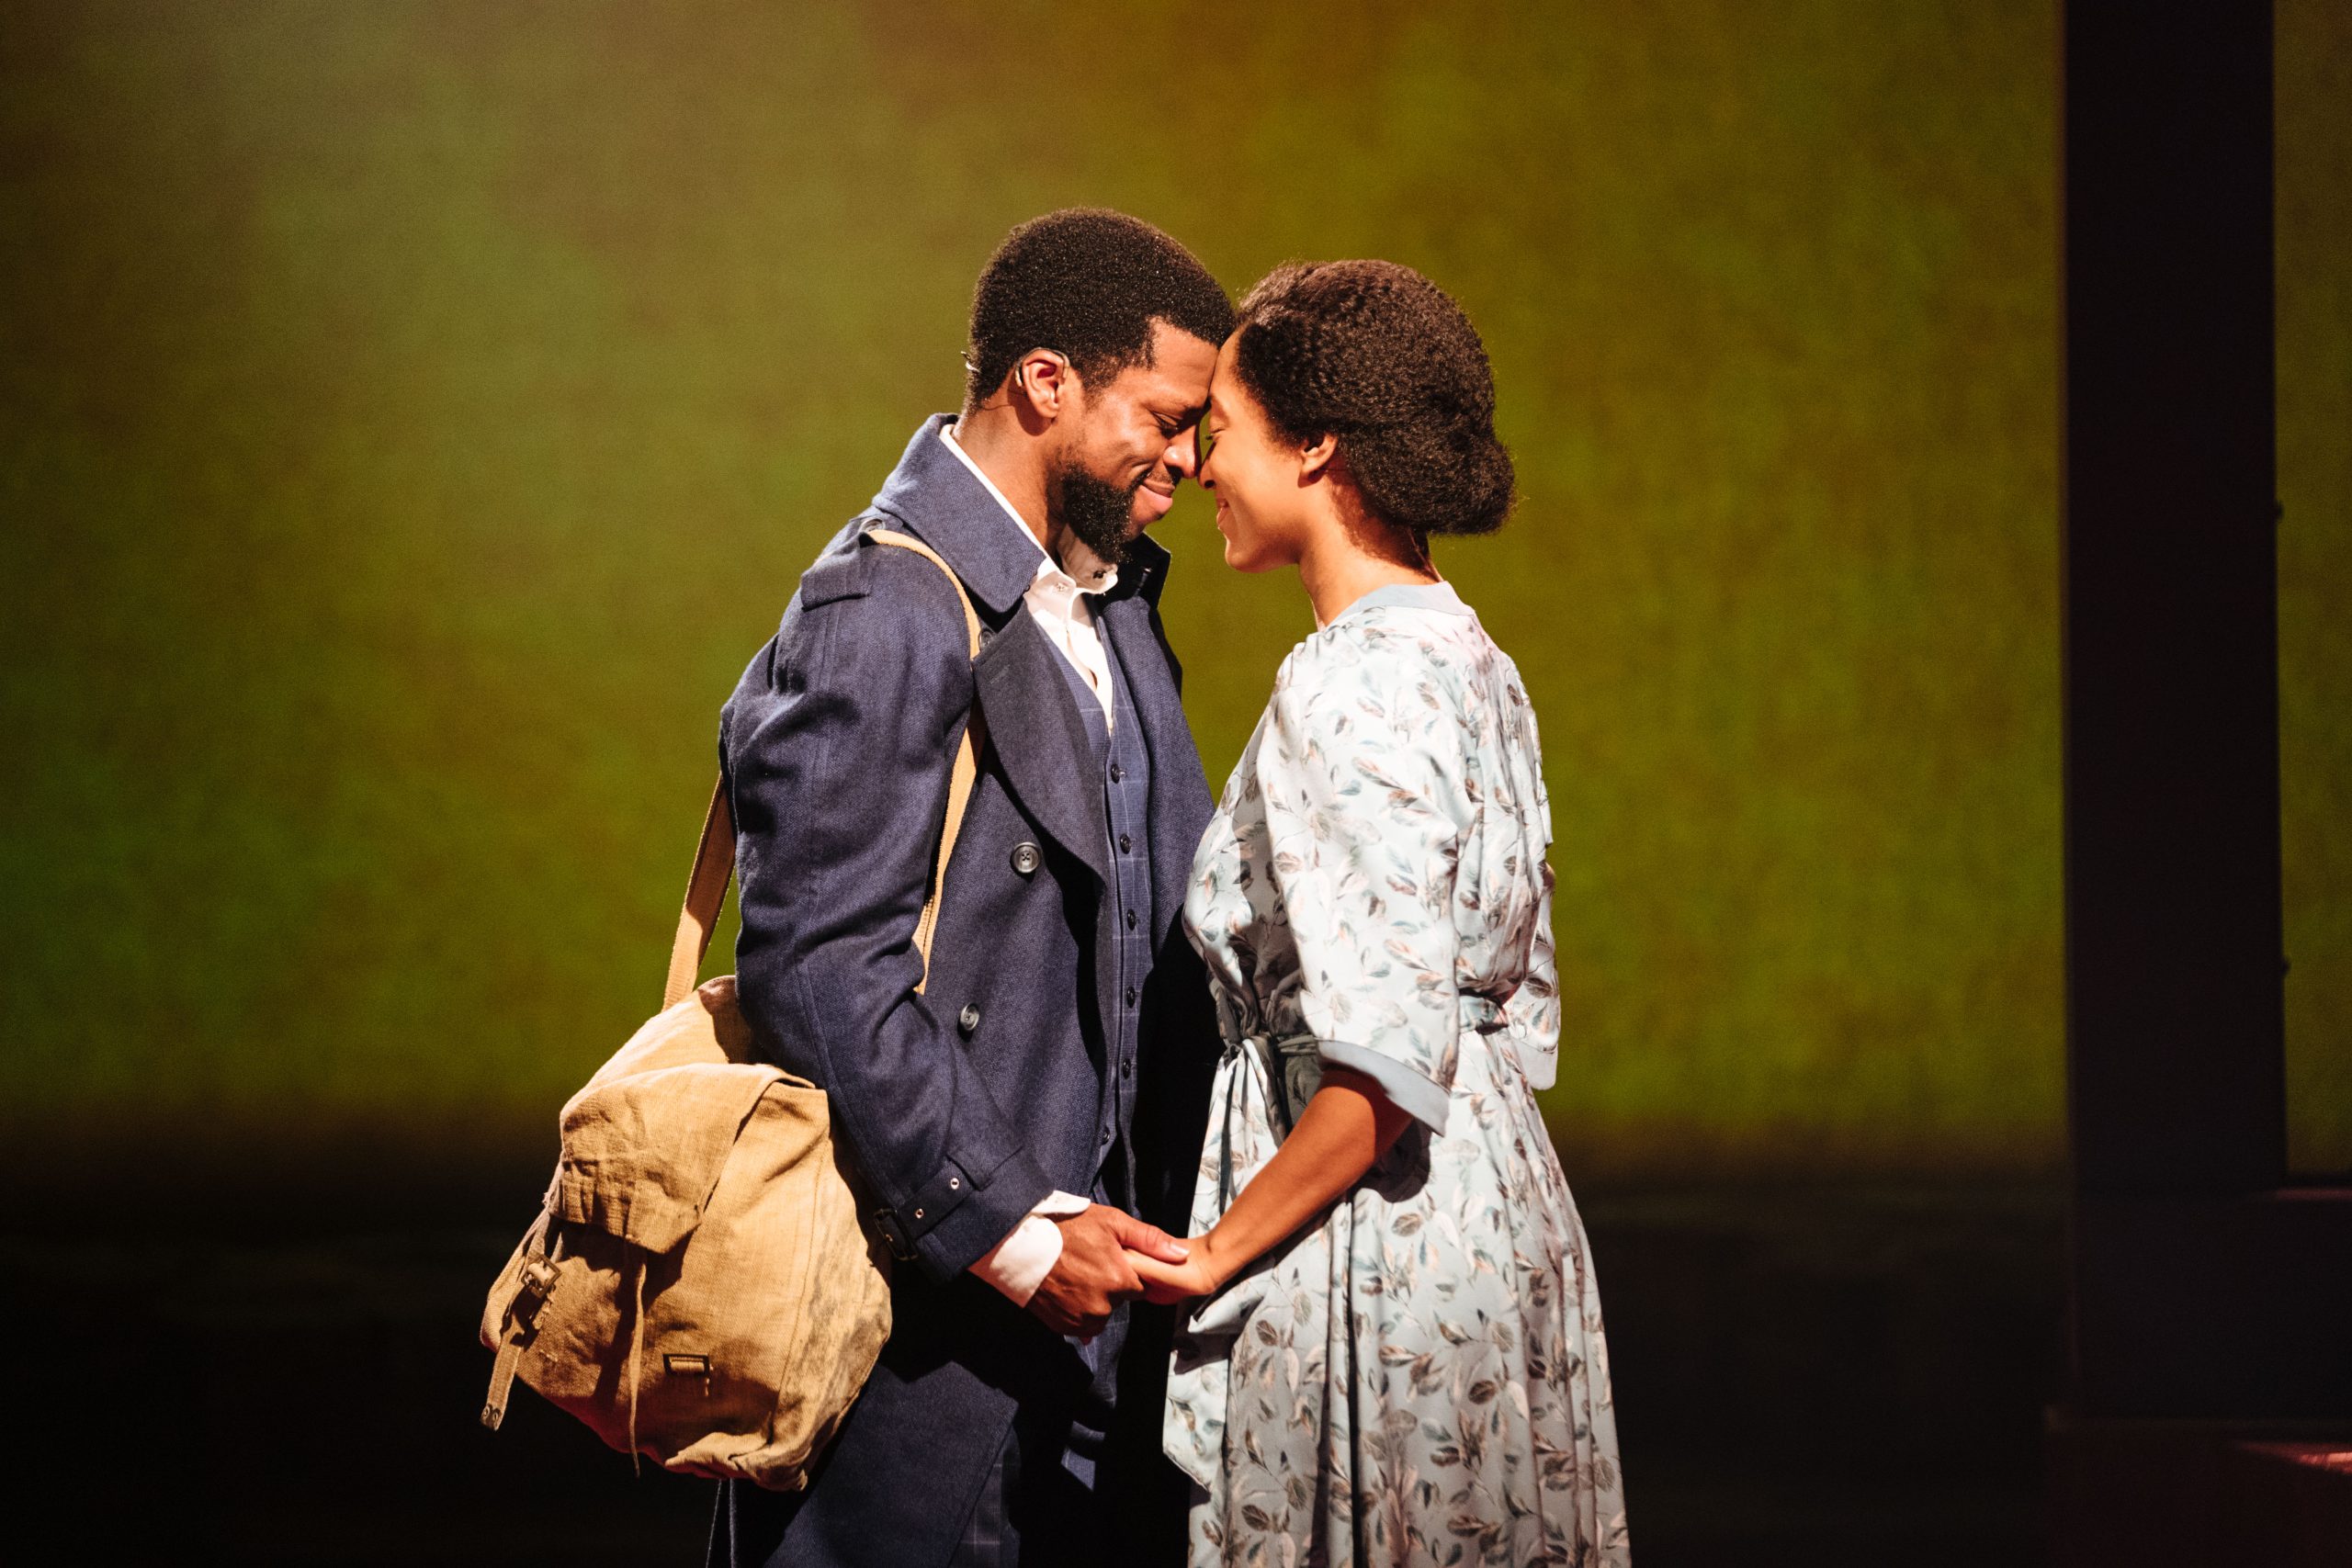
1130;1256;1193;1304
1105;1210;1191;1263
1127;1249;1208;1303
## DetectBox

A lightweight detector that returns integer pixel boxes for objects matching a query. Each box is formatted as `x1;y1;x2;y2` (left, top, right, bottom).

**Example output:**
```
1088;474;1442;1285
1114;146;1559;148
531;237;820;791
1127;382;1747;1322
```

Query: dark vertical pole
2063;0;2281;1201
2062;0;2287;1414
2052;13;2351;1557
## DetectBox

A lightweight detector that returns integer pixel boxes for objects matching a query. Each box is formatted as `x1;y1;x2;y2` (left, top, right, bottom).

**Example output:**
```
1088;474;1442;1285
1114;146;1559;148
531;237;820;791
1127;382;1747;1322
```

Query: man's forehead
1129;321;1220;402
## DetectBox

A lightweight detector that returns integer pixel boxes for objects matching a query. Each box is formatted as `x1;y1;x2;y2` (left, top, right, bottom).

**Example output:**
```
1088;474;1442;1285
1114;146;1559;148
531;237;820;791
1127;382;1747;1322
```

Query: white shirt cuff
969;1189;1091;1306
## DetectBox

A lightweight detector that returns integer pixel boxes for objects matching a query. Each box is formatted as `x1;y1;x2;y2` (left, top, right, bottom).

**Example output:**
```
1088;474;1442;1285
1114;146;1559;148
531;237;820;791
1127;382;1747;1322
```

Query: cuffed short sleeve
1255;651;1464;1134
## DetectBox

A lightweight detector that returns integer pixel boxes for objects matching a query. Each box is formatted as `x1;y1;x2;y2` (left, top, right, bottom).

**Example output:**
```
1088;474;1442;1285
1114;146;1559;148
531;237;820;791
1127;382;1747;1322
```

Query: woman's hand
1128;1235;1223;1304
1127;1068;1415;1309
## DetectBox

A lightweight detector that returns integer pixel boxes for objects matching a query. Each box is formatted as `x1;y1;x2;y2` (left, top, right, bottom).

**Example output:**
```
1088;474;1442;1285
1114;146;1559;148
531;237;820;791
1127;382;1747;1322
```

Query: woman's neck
1299;515;1439;628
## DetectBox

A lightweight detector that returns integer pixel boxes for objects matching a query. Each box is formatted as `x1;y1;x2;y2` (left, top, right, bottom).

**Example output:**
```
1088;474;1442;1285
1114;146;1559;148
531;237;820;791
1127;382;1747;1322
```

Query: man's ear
1010;348;1076;423
1298;431;1340;483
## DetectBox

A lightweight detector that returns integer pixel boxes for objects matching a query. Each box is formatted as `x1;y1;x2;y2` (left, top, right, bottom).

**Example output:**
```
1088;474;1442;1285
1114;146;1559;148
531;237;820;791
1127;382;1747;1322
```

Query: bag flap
555;1060;781;1253
578;977;762;1099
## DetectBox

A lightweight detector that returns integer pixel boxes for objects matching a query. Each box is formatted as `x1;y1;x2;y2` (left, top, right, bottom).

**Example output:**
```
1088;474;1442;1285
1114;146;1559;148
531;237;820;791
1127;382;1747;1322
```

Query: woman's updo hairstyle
1231;259;1515;536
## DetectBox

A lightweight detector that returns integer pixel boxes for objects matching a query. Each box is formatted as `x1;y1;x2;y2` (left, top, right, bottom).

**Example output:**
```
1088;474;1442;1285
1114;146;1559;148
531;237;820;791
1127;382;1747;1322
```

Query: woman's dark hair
1231;260;1515;536
967;209;1234;406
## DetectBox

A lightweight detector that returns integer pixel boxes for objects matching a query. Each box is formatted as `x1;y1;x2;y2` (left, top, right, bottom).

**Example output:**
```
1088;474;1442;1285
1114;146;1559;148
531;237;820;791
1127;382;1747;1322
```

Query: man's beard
1046;453;1146;566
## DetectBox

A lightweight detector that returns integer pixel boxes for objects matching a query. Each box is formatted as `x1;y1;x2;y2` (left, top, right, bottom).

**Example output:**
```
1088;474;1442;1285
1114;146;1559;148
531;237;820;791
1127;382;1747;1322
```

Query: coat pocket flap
556;1061;781;1252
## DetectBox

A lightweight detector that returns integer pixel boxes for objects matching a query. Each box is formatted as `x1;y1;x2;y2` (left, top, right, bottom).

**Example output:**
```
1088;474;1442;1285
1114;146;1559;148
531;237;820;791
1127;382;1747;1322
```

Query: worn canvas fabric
478;977;893;1485
478;529;981;1492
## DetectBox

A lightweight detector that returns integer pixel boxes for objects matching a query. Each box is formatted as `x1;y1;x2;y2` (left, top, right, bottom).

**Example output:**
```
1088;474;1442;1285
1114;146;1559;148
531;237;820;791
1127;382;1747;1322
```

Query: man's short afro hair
966;209;1234;406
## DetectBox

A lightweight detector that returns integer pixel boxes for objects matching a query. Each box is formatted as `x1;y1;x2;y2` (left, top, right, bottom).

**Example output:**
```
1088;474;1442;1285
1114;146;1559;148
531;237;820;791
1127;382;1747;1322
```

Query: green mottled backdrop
3;1;2344;1180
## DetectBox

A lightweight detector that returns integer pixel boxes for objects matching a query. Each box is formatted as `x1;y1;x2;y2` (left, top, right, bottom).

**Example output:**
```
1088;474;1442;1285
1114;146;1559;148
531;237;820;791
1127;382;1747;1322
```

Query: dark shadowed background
3;2;2345;1562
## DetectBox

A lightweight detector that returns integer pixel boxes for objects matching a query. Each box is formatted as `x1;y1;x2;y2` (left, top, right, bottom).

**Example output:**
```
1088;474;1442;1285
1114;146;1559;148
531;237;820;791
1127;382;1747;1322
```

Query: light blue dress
1165;581;1631;1567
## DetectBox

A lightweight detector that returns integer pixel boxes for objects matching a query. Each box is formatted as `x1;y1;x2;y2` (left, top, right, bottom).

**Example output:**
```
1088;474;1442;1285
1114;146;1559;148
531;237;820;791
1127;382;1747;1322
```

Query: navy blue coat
710;419;1219;1567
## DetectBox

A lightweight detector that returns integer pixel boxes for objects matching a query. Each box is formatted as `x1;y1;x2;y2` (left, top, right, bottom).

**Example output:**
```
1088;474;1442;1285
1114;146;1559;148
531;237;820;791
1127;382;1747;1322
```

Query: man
709;209;1233;1568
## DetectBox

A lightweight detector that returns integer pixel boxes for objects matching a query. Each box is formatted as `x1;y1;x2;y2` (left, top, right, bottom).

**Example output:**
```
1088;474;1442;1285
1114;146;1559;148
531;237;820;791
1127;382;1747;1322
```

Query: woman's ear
1297;431;1339;483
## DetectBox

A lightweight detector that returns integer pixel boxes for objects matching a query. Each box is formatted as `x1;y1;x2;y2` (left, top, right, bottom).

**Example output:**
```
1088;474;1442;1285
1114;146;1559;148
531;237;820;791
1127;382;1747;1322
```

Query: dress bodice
1181;581;1561;1130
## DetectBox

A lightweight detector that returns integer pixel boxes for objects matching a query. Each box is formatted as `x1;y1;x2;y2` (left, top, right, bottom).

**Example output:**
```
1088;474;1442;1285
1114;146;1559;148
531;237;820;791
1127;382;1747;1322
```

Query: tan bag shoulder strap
662;528;988;1009
868;530;988;991
662;777;739;1009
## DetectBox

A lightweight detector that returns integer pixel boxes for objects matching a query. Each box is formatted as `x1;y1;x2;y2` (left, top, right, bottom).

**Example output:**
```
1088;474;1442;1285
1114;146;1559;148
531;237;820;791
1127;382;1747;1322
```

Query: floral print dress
1165;581;1630;1567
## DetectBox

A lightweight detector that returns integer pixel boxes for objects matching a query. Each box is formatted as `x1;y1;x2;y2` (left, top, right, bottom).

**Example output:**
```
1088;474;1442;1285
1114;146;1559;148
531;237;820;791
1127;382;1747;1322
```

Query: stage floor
5;1179;2061;1565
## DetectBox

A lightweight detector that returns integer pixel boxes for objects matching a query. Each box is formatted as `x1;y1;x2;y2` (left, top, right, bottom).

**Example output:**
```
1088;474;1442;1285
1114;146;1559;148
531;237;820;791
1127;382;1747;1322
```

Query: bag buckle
664;1352;715;1396
513;1255;560;1327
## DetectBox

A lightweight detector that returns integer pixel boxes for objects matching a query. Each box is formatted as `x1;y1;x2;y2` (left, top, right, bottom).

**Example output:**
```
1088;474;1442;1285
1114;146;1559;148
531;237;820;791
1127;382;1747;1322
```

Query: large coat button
958;1003;982;1034
1010;841;1042;876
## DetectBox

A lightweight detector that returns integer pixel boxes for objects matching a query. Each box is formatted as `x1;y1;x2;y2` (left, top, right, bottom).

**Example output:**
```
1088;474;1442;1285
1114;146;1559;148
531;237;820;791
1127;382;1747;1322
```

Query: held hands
1121;1068;1400;1311
1026;1204;1188;1339
1129;1235;1223;1306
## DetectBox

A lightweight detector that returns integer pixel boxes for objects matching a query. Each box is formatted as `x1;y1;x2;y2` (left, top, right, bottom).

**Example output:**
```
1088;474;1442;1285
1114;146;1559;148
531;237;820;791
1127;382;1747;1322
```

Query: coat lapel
973;609;1113;887
1097;579;1216;947
863;414;1212;908
863;416;1114;886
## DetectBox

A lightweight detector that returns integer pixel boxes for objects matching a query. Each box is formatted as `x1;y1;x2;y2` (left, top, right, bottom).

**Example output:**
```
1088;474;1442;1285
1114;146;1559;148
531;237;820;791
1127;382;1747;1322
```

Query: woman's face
1197;333;1312;573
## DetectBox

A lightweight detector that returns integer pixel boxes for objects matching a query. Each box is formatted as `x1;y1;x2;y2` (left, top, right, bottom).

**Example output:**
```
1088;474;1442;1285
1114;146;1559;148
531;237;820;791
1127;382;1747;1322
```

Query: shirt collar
940;421;1121;597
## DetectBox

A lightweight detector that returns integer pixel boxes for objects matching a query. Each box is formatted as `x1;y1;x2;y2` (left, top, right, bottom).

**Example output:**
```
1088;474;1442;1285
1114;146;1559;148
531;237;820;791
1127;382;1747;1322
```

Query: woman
1130;261;1631;1566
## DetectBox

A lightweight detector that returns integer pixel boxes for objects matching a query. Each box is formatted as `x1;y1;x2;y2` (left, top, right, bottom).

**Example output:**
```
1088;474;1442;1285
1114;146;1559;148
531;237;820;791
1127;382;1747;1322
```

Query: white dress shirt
939;420;1108;1304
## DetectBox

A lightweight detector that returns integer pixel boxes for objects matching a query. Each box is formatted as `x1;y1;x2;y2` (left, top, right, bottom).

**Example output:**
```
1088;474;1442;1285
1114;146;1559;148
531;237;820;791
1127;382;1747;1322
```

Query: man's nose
1163;425;1199;481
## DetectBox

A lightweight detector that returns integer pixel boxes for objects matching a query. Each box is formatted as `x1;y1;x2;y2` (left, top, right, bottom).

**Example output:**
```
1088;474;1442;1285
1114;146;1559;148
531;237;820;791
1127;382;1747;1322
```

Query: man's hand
1025;1204;1188;1339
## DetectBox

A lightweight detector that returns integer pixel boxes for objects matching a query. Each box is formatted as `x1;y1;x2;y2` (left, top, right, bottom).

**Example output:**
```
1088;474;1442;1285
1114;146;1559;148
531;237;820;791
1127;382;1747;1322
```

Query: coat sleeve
722;536;1056;1281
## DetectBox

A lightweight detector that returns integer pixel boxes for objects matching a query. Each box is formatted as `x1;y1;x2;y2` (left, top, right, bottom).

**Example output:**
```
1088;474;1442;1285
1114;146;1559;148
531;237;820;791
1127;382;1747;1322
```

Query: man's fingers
1105;1210;1189;1263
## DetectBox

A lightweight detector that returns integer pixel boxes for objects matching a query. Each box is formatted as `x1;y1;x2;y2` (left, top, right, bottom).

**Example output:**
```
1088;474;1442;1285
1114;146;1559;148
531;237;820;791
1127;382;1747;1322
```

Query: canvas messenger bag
479;529;987;1490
